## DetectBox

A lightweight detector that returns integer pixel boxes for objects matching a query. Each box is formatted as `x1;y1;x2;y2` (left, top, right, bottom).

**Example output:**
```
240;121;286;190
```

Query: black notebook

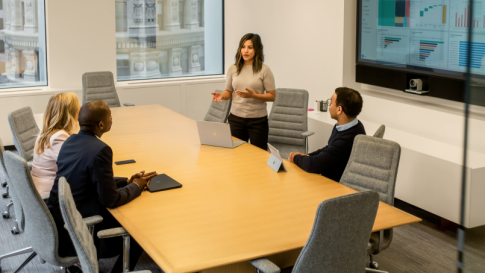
147;174;183;193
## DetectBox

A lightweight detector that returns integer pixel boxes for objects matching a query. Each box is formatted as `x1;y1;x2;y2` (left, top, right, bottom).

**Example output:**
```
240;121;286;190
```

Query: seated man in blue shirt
289;87;366;182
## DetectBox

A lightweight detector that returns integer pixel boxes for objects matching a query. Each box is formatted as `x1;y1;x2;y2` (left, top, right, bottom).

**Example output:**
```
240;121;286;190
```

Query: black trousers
228;113;269;151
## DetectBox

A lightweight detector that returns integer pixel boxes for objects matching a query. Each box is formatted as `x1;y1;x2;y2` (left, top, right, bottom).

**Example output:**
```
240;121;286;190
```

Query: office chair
248;191;380;273
1;152;102;273
373;125;385;138
82;71;135;107
8;106;39;168
268;88;314;159
204;90;232;123
1;138;13;220
339;135;401;272
59;177;155;273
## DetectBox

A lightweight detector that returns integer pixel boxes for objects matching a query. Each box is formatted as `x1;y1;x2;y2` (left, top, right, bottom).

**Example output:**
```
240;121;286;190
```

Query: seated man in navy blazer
46;100;157;273
288;87;366;182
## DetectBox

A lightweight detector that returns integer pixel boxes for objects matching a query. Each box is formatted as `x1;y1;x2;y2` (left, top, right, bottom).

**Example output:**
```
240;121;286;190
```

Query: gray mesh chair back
268;88;313;158
340;135;400;205
292;191;379;273
8;106;40;163
82;71;121;108
3;151;78;268
339;135;401;270
373;125;385;138
0;138;7;184
204;90;232;123
2;145;25;233
59;178;99;273
59;178;152;273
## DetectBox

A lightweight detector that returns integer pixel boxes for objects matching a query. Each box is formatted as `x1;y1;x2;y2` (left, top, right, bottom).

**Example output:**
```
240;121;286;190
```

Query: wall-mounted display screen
358;0;485;79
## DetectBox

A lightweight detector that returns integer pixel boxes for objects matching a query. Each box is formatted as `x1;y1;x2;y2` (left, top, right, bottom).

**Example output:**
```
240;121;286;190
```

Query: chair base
2;185;9;198
13;252;37;273
366;268;388;273
0;247;34;273
11;220;20;235
3;201;12;219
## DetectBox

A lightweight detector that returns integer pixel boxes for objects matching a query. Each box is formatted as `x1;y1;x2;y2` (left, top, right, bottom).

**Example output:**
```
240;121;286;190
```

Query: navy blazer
293;121;366;182
46;130;141;218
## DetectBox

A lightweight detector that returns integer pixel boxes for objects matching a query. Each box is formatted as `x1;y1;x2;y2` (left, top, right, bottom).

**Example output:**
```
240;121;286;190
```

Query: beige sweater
225;63;276;118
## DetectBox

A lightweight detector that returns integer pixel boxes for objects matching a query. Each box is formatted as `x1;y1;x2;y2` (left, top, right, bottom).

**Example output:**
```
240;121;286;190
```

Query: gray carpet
1;184;484;272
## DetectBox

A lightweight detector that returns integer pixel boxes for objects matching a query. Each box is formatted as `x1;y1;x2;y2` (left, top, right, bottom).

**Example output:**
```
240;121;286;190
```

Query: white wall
225;0;345;104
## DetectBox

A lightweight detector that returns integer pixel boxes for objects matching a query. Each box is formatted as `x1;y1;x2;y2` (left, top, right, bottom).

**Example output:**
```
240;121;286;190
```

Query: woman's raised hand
211;92;223;102
235;88;255;99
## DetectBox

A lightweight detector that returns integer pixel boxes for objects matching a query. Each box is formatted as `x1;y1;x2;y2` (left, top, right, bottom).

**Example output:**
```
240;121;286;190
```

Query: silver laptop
196;120;246;148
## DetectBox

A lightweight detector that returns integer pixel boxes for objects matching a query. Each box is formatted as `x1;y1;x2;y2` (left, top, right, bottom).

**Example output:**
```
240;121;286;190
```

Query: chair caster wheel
370;261;379;269
11;228;19;235
1;181;6;187
2;193;9;198
2;212;9;219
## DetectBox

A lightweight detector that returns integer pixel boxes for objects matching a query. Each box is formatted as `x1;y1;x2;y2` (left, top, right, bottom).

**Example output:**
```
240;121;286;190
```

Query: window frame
115;0;225;83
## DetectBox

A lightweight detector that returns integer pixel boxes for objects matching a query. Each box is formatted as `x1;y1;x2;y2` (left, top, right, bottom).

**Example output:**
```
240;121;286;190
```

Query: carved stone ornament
172;1;177;21
133;3;143;24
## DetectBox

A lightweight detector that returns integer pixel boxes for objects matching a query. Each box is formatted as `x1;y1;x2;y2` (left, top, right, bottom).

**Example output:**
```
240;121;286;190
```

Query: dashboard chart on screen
359;0;485;77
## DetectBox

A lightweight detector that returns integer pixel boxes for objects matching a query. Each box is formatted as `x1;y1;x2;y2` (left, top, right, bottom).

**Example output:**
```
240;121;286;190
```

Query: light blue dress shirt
336;118;359;132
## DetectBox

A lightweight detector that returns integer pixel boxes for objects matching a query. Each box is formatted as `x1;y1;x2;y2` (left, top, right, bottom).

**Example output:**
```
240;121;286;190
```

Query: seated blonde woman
32;92;81;195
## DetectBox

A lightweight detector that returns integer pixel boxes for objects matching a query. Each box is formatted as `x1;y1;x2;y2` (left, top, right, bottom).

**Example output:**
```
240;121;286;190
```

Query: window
115;0;224;81
0;0;47;89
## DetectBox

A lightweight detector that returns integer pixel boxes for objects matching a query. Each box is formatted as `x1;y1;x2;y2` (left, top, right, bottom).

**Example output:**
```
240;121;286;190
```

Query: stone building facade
116;0;205;80
0;0;40;84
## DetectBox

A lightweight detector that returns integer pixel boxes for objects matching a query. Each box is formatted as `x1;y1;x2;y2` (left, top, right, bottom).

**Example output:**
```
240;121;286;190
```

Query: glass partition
461;0;485;271
115;0;224;82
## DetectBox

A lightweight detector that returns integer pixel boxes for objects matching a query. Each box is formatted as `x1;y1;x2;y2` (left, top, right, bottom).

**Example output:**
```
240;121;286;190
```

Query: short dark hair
78;100;109;131
334;87;363;118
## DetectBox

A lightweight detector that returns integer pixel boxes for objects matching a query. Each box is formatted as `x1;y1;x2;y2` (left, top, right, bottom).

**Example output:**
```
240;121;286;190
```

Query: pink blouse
31;130;70;195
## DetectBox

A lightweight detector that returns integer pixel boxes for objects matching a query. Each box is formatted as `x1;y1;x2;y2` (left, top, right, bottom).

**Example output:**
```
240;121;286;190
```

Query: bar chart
449;33;485;74
377;28;410;63
378;0;411;27
410;0;448;30
450;0;485;32
410;30;448;67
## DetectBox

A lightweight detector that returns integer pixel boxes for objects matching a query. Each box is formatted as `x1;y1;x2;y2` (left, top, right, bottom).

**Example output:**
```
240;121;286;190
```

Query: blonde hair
35;92;81;155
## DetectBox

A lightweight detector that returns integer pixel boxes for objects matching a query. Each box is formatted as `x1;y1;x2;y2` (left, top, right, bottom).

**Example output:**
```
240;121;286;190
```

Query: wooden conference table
97;105;420;273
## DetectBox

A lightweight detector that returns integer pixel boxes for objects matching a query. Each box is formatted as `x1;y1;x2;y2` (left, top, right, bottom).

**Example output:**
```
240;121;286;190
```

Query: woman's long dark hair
235;33;264;75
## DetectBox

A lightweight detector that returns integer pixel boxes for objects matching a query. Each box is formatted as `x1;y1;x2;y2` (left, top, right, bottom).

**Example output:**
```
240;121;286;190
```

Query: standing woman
211;33;276;150
32;92;81;195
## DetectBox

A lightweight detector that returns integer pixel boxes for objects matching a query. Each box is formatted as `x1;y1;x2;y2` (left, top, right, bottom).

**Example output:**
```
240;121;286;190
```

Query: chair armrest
98;227;129;239
41;193;50;200
65;215;104;230
83;215;103;227
248;258;281;273
301;131;315;138
123;103;135;107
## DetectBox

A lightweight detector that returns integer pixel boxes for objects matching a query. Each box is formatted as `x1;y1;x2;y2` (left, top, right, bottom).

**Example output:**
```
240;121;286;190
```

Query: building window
115;0;223;81
0;0;47;89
